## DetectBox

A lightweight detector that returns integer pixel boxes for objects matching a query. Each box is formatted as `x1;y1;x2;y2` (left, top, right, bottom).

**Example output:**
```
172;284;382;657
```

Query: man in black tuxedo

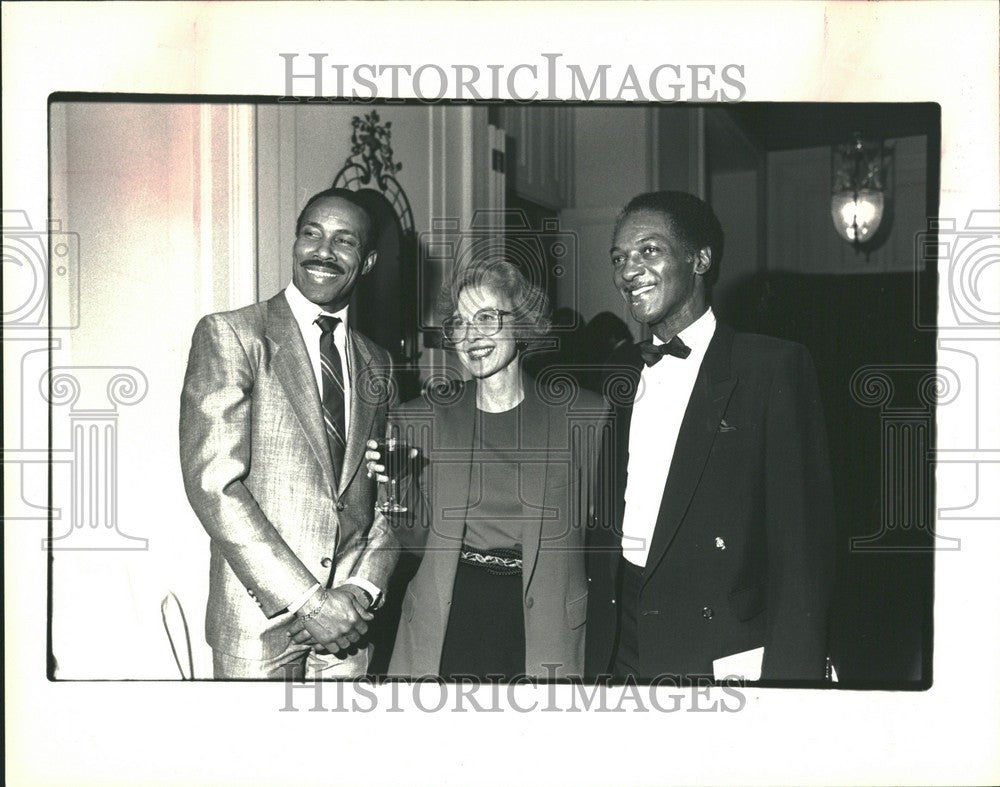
586;191;835;682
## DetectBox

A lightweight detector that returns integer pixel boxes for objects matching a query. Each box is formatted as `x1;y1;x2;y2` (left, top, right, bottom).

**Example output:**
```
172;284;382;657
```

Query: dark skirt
439;554;526;681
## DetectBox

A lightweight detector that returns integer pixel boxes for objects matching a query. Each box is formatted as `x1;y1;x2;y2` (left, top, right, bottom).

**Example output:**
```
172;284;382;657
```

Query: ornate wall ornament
333;110;414;234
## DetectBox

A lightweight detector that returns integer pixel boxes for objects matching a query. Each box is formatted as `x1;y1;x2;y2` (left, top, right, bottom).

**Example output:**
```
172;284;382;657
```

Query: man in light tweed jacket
180;188;398;679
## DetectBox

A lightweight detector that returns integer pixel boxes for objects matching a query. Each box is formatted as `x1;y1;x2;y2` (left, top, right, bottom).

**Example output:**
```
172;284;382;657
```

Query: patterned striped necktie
314;314;346;481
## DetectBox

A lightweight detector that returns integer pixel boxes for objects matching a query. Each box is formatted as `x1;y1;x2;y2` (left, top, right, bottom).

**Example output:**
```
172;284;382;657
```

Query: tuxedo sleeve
179;313;318;618
761;344;836;680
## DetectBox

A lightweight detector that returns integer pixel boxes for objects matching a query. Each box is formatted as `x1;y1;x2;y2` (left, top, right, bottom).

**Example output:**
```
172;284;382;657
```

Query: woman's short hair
437;257;551;341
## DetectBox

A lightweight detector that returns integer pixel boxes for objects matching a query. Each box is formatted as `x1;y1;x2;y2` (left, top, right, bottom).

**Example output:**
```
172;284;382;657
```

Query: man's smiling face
292;196;376;312
610;208;707;335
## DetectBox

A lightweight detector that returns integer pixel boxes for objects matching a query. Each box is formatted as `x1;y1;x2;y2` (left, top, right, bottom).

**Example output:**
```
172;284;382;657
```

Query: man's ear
693;247;712;276
362;250;378;276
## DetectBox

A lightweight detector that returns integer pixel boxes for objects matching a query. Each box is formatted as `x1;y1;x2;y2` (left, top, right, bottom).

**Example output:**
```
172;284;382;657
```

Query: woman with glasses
369;258;608;681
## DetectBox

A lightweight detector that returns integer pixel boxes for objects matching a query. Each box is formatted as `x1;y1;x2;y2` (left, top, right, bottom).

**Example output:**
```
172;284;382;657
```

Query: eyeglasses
442;308;514;344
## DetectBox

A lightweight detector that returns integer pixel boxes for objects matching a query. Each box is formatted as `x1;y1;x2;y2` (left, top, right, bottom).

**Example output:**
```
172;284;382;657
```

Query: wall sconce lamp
831;133;887;247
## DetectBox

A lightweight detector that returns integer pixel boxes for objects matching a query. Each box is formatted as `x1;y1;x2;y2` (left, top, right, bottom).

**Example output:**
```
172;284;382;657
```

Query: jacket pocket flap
566;592;588;630
728;584;766;621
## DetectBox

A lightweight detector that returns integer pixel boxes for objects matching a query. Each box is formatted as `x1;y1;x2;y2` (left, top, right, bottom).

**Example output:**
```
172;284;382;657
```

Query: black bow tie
637;336;691;366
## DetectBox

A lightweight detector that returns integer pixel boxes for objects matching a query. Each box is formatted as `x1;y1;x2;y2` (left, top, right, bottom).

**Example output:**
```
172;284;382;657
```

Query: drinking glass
374;435;411;514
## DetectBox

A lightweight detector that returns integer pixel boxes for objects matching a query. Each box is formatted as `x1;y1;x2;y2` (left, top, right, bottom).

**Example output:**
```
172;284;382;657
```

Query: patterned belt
459;546;523;576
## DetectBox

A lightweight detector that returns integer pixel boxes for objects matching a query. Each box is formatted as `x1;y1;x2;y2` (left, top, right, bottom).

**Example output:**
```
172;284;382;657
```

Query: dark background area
718;103;940;686
722;270;937;686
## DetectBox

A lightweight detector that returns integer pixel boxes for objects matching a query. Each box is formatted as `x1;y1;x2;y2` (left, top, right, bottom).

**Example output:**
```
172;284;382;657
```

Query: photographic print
4;3;998;786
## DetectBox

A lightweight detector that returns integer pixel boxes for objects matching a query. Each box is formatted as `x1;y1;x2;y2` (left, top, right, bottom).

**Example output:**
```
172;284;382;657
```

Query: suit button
321;557;333;568
336;501;346;512
611;599;616;605
247;588;255;597
702;606;714;620
525;597;534;609
587;577;592;583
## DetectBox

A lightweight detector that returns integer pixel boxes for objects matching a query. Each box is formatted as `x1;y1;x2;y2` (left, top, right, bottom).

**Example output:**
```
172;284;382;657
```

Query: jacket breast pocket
566;592;588;630
728;583;766;622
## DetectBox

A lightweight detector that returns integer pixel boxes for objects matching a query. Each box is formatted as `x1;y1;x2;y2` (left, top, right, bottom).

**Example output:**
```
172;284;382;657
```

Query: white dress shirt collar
285;280;350;329
283;279;353;443
651;307;716;354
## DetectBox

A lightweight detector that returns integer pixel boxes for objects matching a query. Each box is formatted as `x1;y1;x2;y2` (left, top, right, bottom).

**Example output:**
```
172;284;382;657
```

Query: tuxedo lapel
642;324;737;580
267;293;337;494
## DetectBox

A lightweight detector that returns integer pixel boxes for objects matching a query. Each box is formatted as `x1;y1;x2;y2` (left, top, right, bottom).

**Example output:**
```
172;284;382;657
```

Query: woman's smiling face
452;284;519;380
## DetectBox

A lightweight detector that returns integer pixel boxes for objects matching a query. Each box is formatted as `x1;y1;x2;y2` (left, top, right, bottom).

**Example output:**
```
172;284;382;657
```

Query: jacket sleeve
761;343;836;680
179;313;318;618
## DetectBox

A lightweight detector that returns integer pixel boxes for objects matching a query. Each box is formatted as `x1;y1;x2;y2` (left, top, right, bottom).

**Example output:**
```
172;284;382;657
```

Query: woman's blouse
461;404;533;552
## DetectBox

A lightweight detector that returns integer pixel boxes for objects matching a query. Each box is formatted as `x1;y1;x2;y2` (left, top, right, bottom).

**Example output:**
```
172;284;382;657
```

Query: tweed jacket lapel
339;329;378;496
266;292;337;494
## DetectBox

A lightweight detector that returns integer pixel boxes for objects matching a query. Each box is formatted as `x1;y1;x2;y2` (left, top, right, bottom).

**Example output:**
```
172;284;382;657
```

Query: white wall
559;106;661;332
49;102;255;679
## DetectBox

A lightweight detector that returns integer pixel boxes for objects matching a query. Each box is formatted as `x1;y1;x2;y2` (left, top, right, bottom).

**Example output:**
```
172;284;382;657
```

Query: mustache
301;258;346;274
